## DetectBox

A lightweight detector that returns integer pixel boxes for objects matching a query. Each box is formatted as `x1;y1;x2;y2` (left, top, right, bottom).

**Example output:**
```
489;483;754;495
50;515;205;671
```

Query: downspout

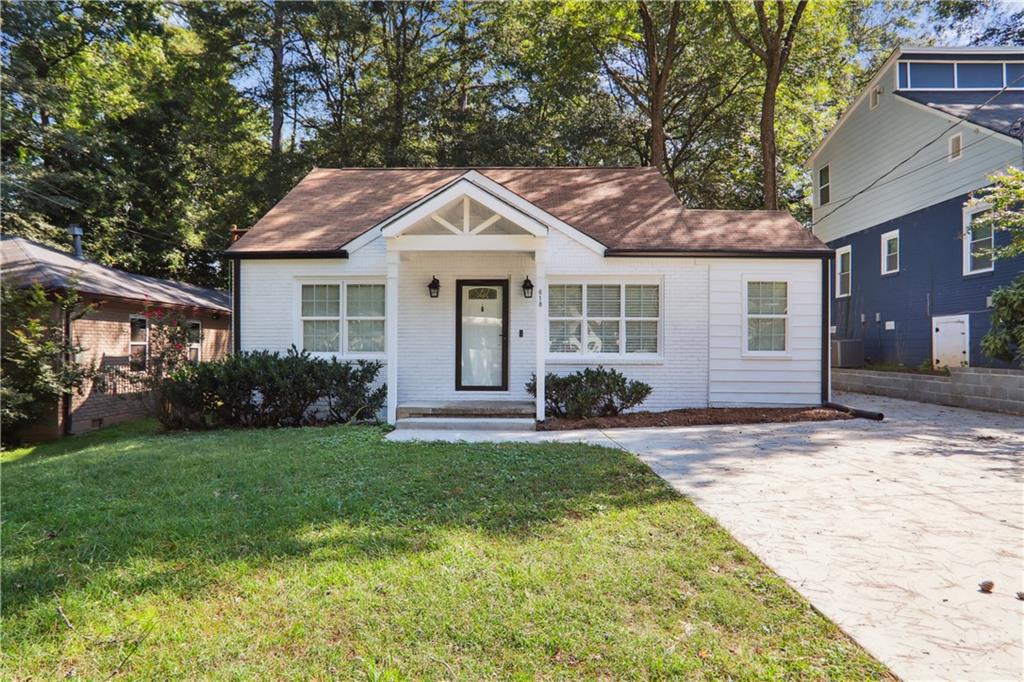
232;259;241;353
821;255;831;404
62;308;73;436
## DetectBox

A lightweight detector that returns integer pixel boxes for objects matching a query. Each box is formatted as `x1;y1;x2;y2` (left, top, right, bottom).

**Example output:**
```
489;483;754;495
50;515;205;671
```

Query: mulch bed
538;406;853;431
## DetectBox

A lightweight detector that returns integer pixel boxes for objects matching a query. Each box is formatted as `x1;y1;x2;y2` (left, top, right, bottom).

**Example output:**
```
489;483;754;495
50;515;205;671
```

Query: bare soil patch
538;406;853;431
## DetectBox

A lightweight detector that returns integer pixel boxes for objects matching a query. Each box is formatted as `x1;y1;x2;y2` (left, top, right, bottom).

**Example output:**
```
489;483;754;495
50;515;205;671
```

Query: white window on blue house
548;283;659;356
818;165;830;206
963;207;994;275
745;280;788;354
881;230;899;275
835;245;851;297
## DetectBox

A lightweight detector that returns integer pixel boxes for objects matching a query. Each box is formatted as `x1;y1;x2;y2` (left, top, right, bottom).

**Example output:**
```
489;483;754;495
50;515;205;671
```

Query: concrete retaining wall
833;367;1024;416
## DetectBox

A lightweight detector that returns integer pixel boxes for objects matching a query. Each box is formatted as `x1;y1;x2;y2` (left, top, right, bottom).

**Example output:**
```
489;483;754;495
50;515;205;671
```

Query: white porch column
386;248;399;424
534;244;547;422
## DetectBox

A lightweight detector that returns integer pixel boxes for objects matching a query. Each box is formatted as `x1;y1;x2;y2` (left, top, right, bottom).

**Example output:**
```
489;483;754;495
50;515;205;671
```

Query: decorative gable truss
344;172;606;254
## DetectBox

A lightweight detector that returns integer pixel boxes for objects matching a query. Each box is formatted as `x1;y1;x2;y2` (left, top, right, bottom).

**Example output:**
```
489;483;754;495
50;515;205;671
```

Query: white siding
237;231;826;411
811;62;1022;243
708;259;823;406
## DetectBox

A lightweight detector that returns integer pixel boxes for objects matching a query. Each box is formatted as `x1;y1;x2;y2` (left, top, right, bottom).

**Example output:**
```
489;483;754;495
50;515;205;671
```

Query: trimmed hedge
526;367;652;419
159;347;385;430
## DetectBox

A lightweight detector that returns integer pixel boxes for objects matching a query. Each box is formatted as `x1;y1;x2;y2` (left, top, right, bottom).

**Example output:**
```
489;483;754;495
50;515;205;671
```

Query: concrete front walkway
388;393;1024;681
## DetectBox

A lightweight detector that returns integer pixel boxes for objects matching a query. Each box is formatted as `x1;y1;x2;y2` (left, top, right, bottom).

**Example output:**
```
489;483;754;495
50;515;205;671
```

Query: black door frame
455;279;509;391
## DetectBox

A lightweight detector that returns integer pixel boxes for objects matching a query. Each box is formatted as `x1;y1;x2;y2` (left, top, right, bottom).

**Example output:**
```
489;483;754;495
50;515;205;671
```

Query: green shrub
982;273;1024;367
526;367;652;419
158;347;385;430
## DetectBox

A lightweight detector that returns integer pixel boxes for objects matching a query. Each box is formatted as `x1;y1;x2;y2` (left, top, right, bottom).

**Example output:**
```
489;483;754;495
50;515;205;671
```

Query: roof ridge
311;165;652;171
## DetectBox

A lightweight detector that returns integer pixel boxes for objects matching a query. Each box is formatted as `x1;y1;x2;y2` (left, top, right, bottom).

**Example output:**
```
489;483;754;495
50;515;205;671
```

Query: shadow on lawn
2;424;675;617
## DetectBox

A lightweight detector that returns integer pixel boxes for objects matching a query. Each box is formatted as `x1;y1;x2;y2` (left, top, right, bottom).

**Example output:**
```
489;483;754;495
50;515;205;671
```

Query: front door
456;280;509;390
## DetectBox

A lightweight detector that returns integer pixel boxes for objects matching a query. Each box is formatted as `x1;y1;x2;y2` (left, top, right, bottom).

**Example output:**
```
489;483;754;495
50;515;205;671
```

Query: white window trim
835;245;852;298
128;314;149;371
293;278;387;359
869;86;881;110
880;229;900;275
187;320;202;363
962;203;994;276
741;275;791;359
817;164;831;207
546;279;663;362
948;133;962;162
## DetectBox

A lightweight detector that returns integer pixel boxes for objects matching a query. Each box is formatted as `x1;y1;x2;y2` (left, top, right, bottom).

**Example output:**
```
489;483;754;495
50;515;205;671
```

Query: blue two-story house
809;46;1024;369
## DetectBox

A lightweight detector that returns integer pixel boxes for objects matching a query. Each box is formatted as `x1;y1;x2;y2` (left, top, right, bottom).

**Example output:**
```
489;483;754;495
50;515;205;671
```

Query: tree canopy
2;0;1014;287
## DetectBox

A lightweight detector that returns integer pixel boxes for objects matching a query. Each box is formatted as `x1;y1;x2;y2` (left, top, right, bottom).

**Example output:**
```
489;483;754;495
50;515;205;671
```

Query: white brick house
226;167;832;425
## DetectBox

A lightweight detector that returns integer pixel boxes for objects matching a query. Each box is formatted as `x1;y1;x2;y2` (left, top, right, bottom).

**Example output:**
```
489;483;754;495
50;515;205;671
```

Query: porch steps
395;417;536;432
394;401;536;431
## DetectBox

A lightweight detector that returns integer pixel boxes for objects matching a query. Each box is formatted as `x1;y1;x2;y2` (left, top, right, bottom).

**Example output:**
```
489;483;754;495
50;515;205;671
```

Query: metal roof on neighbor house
896;90;1024;139
226;167;830;257
1;236;231;312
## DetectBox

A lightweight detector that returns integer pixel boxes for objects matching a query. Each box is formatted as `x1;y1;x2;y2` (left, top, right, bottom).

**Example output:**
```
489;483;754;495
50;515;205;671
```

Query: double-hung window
187;321;202;363
881;230;899;275
818;165;831;206
129;315;148;371
745;281;788;354
300;282;385;354
548;283;660;356
835;245;852;297
963;207;994;275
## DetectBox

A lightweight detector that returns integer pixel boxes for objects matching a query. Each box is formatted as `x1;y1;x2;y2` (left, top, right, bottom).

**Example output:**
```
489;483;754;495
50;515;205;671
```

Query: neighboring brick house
2;236;231;440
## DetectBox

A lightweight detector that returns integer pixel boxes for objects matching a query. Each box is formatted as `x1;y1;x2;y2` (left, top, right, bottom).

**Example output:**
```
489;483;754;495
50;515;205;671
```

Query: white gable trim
343;171;607;256
380;177;549;238
463;170;607;254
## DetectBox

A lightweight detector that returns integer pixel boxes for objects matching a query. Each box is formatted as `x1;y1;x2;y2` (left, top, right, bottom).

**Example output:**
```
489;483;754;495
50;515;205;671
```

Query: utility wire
3;178;223;255
814;71;1024;226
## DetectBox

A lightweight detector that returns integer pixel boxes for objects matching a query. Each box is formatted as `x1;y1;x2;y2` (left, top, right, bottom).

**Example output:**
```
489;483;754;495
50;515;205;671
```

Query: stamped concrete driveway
389;393;1024;681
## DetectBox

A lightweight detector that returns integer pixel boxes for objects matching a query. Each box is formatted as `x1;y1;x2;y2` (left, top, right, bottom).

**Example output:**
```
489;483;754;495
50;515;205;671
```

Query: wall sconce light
428;275;440;298
522;277;534;299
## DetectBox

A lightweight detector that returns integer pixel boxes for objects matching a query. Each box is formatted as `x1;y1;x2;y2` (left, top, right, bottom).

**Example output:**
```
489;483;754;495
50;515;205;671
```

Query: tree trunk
269;2;285;157
760;69;780;210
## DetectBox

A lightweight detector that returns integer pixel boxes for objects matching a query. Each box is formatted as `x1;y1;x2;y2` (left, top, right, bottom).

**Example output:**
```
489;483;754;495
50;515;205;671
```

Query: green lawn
2;422;888;680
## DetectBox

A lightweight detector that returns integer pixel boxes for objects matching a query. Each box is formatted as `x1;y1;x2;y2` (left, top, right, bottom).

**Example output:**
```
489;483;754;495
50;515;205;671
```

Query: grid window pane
549;285;582;317
130;317;147;343
886;252;899;272
303;320;339;352
747;281;788;315
909;62;954;88
625;320;658;353
748;318;786;352
625;285;659;317
347;284;385;317
586;285;620;318
549;320;581;353
957;63;1003;88
301;284;340;317
586;320;619;353
971;237;993;271
129;344;147;371
347;320;384;352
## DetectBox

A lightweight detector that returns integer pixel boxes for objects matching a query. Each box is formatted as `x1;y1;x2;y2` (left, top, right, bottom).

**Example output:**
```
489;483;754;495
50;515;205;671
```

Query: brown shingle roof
227;167;828;256
2;236;231;312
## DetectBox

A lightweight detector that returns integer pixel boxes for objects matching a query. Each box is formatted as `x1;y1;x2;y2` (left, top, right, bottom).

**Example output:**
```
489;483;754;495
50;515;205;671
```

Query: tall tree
722;0;807;210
